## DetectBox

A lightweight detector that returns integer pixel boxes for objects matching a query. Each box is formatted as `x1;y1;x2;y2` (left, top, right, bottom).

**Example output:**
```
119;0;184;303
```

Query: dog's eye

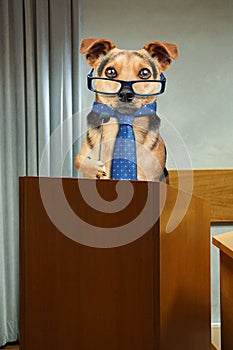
138;68;151;79
105;67;117;78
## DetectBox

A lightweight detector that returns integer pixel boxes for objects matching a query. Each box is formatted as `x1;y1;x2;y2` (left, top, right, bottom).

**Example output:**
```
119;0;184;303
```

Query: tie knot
116;114;135;126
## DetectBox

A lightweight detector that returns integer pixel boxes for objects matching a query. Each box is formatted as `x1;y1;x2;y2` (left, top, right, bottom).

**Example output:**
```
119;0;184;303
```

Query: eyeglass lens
92;79;162;95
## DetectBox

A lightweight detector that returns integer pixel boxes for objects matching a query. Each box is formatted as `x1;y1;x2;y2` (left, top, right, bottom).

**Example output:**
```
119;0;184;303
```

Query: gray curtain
0;0;80;346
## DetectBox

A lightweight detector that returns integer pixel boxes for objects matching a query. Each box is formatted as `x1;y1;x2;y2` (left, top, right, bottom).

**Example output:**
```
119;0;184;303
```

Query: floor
1;346;219;350
211;326;221;350
1;327;221;350
1;336;221;350
1;345;219;350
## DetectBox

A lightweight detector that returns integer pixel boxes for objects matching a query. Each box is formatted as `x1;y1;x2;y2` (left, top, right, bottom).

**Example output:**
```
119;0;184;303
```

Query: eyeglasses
87;68;166;96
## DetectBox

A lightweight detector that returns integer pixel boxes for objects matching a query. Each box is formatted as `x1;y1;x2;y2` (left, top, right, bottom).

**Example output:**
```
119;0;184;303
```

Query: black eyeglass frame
87;68;166;96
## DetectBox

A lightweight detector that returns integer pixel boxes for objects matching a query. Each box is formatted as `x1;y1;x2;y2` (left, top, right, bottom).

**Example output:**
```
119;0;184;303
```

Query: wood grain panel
19;177;211;350
19;178;159;350
219;252;233;350
169;169;233;222
213;232;233;349
160;184;211;350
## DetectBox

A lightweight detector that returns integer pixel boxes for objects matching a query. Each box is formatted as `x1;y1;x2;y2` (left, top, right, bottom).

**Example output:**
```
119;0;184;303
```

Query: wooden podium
19;177;211;350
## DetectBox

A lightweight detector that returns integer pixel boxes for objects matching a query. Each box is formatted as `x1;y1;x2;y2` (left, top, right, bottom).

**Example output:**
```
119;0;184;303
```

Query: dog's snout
118;87;134;103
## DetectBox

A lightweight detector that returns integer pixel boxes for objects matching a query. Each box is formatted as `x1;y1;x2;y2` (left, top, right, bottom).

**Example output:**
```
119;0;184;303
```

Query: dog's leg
74;138;107;179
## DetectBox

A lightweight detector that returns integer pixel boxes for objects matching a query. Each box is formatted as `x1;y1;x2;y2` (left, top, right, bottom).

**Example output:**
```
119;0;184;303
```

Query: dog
74;38;178;182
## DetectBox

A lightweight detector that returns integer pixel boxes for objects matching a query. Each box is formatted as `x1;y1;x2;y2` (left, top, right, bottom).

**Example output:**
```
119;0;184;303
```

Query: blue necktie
111;114;137;180
92;102;157;180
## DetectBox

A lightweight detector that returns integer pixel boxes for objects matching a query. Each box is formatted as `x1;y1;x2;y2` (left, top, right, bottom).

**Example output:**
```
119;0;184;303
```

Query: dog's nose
118;87;134;103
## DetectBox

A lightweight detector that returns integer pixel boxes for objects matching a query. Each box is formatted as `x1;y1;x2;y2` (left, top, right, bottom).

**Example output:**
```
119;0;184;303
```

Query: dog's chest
87;116;158;161
102;115;149;141
99;117;154;162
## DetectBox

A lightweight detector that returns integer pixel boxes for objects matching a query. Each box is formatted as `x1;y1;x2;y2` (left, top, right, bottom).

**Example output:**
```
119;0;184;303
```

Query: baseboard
211;322;221;328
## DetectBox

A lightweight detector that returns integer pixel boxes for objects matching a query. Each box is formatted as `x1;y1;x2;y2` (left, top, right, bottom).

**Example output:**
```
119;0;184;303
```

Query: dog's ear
80;38;116;66
143;42;178;71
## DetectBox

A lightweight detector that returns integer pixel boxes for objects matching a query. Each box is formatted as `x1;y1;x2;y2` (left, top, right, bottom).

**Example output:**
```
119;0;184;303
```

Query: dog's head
80;38;178;114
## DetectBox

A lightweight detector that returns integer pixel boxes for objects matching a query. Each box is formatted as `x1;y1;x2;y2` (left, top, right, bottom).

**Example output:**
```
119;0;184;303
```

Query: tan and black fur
74;38;178;181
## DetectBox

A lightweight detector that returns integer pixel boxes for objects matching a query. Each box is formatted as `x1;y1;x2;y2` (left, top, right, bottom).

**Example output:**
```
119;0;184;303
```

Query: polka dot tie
92;102;157;180
111;114;137;180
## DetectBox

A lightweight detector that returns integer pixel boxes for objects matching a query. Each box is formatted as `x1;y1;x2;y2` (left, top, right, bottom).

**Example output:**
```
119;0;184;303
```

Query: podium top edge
19;176;160;184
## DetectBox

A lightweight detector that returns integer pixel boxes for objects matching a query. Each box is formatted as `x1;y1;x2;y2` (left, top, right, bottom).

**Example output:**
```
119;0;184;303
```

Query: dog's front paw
96;166;107;179
78;156;107;179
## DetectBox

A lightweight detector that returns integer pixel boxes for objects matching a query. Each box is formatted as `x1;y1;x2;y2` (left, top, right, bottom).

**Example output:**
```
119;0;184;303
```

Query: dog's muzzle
118;86;134;103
